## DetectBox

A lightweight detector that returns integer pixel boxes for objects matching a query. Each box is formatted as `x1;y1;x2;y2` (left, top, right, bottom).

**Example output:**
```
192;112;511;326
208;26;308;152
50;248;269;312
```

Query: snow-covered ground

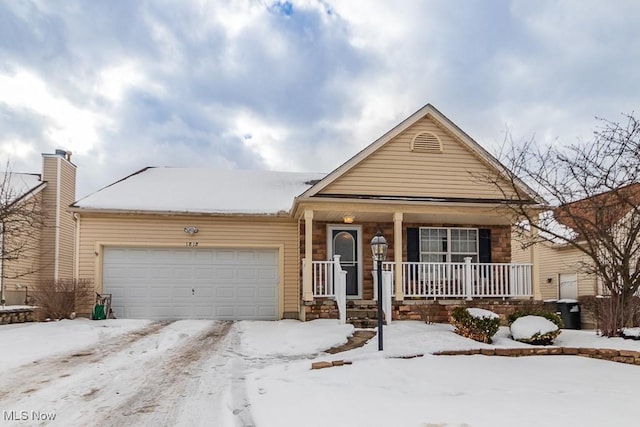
1;319;640;426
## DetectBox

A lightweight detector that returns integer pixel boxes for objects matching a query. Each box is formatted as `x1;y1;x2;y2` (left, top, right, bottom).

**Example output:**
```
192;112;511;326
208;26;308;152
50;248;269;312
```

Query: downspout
73;213;80;279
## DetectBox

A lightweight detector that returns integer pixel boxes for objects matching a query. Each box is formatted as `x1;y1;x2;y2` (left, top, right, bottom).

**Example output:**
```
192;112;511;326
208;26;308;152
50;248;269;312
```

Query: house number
186;242;199;247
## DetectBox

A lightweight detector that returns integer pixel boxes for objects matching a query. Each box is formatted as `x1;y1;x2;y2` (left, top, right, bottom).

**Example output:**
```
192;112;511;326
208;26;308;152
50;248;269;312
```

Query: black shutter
479;228;492;263
407;227;420;262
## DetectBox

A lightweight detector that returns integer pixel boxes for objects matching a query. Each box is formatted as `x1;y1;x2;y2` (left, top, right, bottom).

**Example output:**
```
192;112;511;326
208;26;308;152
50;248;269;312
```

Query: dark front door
331;229;359;297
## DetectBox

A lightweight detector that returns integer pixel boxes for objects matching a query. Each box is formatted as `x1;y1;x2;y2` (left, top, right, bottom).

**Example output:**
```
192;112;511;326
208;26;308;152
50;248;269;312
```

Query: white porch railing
304;258;532;316
372;268;393;324
400;258;532;299
303;255;346;323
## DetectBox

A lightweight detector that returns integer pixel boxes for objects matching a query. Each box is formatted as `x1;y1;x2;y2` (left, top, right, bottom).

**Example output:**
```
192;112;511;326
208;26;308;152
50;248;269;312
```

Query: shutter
479;229;492;263
407;228;420;262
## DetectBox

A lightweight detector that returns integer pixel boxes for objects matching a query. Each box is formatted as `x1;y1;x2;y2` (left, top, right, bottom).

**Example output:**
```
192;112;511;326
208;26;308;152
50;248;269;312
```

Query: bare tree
0;161;46;304
482;113;640;336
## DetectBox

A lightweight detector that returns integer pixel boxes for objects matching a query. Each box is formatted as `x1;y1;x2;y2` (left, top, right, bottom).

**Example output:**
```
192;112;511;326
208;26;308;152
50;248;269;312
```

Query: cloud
0;0;638;199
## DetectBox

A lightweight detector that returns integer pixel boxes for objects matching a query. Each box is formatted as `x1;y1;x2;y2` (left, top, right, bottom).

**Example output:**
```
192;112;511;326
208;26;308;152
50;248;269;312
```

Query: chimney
54;149;72;162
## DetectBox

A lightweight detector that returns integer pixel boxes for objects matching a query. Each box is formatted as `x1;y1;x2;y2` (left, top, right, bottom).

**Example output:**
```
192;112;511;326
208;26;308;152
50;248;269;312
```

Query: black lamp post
370;230;388;351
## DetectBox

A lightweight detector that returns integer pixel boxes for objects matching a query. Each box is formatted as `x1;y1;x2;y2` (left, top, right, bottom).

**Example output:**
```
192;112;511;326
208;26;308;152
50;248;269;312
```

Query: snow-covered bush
450;307;501;344
508;310;563;329
510;315;561;345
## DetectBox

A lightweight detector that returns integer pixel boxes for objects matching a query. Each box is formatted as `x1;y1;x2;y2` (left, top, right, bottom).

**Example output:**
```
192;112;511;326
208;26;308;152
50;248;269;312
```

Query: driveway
0;320;255;426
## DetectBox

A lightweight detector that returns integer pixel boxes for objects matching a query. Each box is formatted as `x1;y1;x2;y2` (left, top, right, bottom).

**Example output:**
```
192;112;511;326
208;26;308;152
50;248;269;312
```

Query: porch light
370;230;388;351
342;214;355;224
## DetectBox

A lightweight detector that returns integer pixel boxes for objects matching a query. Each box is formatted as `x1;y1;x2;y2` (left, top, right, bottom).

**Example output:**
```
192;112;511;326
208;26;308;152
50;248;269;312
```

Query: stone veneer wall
393;299;543;324
0;308;35;324
304;298;545;325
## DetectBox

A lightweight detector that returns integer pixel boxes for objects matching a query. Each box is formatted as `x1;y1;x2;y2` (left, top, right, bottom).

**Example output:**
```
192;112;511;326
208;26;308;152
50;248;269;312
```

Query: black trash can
556;300;581;329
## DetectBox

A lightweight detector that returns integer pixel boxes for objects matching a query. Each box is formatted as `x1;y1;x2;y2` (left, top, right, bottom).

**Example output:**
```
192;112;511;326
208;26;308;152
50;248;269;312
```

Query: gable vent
410;131;443;153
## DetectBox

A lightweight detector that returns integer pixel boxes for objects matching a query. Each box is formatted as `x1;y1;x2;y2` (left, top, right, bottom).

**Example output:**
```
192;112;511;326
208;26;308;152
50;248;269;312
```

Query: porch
302;257;533;324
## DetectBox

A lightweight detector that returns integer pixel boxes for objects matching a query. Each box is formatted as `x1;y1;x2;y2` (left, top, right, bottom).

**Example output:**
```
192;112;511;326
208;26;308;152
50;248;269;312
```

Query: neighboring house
512;183;640;302
512;236;597;301
1;150;76;305
70;104;543;321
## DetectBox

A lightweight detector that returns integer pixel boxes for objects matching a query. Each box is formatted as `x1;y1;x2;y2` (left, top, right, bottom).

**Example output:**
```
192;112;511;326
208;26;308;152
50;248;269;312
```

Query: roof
2;173;45;205
72;168;326;215
297;103;545;205
554;182;640;237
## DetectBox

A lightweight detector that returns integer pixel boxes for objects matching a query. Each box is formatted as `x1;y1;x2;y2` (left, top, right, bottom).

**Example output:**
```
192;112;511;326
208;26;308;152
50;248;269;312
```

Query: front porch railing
305;257;532;308
400;259;532;299
303;255;346;323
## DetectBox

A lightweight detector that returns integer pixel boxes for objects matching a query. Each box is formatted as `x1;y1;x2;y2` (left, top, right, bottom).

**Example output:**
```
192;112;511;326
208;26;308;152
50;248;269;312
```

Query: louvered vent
410;132;443;153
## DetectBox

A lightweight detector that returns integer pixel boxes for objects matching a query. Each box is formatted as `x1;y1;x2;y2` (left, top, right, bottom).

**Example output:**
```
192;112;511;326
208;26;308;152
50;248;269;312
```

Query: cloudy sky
1;0;639;198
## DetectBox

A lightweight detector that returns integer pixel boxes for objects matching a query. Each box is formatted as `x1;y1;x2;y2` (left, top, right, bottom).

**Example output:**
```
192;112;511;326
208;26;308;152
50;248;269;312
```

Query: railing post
333;255;346;324
464;257;473;300
382;270;393;324
373;263;378;301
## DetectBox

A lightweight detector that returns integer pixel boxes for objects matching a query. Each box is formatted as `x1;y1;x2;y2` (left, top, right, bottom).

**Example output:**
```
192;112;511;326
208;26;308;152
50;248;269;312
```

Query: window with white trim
419;227;478;263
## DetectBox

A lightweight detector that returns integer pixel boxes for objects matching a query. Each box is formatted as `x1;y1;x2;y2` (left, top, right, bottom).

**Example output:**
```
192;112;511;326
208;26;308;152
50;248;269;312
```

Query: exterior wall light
184;226;199;235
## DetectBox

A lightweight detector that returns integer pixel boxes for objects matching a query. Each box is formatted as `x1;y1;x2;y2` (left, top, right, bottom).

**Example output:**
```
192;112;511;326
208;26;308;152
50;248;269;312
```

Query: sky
1;0;639;199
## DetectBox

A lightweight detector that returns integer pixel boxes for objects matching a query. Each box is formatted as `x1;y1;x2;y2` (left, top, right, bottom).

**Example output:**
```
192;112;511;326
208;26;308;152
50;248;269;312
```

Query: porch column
530;220;541;300
303;209;314;302
394;212;404;301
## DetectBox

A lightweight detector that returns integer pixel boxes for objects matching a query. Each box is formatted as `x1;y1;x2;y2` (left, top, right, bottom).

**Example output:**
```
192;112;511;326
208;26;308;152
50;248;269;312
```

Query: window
419;227;478;263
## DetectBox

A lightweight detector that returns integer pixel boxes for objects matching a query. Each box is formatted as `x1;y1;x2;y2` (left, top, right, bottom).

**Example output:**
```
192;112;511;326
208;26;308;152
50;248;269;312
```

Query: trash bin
556;300;581;329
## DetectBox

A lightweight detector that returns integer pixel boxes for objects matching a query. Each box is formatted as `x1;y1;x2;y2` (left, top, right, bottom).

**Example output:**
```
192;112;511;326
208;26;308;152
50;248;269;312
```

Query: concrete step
346;309;378;319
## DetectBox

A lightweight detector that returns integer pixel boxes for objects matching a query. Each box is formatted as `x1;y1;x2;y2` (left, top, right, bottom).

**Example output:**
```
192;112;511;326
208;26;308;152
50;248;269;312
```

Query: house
512;234;596;301
1;150;76;305
70;104;544;321
512;183;640;302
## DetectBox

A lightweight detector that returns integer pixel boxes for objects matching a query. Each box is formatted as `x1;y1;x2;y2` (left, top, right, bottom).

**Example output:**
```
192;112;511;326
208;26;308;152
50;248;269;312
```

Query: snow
0;318;150;371
4;172;42;200
2;319;640;426
510;315;558;340
557;298;579;303
622;327;640;338
72;167;326;214
466;307;499;319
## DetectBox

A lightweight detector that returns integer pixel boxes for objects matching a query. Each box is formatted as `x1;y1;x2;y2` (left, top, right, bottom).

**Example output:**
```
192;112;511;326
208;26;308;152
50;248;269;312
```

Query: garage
103;247;279;320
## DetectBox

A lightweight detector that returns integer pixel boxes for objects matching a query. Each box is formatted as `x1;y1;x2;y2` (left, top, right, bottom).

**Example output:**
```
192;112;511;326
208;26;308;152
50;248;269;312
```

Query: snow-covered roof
3;173;44;203
72;168;326;215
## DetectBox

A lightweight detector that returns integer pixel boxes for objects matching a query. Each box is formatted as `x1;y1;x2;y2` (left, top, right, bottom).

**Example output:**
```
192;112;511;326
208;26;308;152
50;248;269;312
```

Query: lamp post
370;230;388;351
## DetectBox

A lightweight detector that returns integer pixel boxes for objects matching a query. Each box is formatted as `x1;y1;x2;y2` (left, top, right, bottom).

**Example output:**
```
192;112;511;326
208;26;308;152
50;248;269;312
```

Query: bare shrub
30;278;93;320
414;304;435;324
578;295;640;336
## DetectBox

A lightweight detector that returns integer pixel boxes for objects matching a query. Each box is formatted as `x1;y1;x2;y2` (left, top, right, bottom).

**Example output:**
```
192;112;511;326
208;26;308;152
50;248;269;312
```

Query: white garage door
103;247;278;320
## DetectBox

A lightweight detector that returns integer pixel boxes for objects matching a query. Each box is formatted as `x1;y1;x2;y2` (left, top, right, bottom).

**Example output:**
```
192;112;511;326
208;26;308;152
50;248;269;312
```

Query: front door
559;273;578;300
328;226;362;298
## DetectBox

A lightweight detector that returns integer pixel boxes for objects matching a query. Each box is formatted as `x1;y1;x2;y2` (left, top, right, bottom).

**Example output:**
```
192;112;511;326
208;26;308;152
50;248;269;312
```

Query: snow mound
467;308;499;319
511;315;558;340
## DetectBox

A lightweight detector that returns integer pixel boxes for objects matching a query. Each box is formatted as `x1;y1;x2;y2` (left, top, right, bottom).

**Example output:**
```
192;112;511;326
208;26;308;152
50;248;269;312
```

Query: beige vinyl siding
539;244;596;300
76;213;299;318
39;157;58;280
3;192;43;294
319;116;517;200
513;240;597;300
39;155;76;281
57;159;76;279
